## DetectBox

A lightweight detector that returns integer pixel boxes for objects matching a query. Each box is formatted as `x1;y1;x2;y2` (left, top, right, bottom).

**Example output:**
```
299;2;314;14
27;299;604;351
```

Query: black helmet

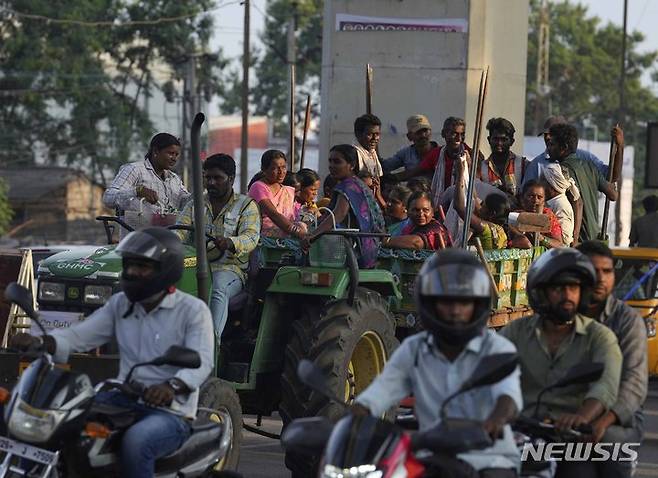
526;248;596;319
116;227;184;303
414;249;492;347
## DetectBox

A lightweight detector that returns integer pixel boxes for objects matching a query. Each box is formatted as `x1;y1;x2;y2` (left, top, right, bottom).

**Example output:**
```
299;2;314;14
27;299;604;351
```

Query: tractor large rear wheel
280;288;399;477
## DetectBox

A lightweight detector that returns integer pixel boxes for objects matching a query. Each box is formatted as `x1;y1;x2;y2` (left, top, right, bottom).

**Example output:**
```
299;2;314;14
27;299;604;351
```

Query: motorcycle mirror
533;362;604;418
547;362;604;389
281;417;333;455
4;282;48;336
297;359;348;409
150;346;201;369
440;353;518;419
458;353;519;393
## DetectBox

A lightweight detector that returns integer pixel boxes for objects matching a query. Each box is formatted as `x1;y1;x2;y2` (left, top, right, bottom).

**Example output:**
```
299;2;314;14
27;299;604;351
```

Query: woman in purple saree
305;144;385;268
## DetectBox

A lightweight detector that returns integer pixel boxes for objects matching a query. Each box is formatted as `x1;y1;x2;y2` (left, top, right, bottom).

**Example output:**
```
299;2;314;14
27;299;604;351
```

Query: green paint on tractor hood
39;244;198;280
266;267;350;298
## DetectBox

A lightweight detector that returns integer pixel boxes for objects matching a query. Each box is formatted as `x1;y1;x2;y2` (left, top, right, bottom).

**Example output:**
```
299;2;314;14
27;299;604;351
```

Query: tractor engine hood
38;246;122;280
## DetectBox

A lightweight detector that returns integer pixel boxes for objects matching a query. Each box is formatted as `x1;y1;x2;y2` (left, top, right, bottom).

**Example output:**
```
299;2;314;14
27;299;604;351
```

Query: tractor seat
155;421;223;472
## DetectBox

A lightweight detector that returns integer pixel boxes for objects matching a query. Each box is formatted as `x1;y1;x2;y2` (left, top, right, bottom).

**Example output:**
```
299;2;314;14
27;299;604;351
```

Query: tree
219;0;323;138
526;1;658;140
0;0;229;183
0;179;13;236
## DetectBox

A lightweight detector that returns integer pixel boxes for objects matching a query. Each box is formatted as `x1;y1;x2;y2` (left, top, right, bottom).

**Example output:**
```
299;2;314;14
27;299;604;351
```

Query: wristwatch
167;378;186;394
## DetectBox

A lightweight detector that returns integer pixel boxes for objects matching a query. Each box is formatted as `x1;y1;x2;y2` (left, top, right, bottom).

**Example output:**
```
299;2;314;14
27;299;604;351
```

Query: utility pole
615;0;628;245
287;1;297;170
240;0;250;193
534;0;550;135
182;58;197;188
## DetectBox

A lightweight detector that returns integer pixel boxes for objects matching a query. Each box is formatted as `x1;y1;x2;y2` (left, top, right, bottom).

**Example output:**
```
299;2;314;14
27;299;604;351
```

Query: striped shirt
103;158;190;213
176;192;261;283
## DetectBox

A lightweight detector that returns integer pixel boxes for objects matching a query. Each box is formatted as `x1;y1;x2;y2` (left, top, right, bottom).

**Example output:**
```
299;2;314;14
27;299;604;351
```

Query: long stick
366;63;373;115
300;94;311;171
460;67;490;248
598;123;618;241
289;63;296;170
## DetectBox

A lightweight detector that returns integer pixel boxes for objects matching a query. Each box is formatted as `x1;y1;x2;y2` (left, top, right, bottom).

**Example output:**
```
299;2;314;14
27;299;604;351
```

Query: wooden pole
366;64;373;115
460;67;490;248
598;126;618;242
300;94;311;171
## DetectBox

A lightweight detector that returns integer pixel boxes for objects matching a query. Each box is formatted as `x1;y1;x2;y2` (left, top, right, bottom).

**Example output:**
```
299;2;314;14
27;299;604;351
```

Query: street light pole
240;0;250;193
615;0;628;245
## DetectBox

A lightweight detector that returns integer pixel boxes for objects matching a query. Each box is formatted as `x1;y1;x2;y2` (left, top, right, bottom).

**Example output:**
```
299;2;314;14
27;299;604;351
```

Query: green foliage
219;0;323;137
0;0;228;182
526;0;658;218
526;0;658;137
0;178;13;236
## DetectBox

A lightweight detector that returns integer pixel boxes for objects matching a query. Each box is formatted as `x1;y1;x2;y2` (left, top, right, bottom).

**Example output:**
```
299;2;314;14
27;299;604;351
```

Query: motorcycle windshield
16;358;93;410
323;415;402;469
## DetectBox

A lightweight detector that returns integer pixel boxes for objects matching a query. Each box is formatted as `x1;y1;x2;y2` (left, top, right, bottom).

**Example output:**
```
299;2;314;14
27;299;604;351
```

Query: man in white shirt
12;228;213;478
354;249;522;477
543;163;577;246
352;114;383;178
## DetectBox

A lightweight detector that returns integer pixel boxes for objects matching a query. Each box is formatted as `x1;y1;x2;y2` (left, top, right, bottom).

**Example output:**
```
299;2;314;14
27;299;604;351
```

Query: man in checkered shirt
103;133;190;216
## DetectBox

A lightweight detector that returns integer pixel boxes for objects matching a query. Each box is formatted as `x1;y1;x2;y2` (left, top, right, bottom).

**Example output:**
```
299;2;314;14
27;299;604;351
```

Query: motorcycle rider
11;227;214;478
499;248;622;478
354;249;523;477
577;240;647;478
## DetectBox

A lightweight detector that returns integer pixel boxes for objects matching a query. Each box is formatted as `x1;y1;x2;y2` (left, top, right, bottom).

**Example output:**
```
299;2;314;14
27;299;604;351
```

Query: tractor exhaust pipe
191;112;209;303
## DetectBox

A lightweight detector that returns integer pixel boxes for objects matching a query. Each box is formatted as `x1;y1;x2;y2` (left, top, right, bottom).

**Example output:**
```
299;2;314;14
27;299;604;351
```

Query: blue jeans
94;391;191;478
210;270;243;342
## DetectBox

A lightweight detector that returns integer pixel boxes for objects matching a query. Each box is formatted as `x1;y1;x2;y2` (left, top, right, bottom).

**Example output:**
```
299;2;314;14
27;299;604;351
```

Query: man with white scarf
542;163;580;246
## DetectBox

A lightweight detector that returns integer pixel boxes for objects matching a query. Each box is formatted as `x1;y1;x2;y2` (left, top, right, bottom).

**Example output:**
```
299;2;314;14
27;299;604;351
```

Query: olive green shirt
560;153;607;242
499;314;622;418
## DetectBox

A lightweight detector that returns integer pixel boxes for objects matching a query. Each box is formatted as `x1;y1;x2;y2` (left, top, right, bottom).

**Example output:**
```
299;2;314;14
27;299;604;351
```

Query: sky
210;0;658;89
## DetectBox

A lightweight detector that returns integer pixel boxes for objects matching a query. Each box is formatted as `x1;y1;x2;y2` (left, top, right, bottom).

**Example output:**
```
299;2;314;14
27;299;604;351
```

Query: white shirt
103;158;191;213
352;140;383;177
50;290;214;419
547;193;574;245
356;330;523;471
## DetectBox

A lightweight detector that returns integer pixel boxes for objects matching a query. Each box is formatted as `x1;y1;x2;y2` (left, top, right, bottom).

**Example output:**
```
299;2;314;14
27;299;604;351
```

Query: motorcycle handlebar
514;416;592;438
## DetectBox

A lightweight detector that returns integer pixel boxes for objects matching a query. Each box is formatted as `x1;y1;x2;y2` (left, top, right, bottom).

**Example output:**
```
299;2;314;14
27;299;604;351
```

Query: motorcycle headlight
322;464;383;478
8;398;67;443
38;282;65;302
84;285;113;305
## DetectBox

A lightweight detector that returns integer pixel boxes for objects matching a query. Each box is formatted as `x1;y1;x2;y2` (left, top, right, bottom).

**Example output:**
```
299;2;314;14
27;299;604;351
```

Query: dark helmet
414;249;492;347
526;248;596;320
115;227;184;303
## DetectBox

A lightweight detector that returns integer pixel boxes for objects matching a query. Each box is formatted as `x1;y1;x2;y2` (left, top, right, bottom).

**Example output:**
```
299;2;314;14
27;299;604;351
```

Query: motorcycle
281;353;520;477
513;362;603;478
0;282;240;478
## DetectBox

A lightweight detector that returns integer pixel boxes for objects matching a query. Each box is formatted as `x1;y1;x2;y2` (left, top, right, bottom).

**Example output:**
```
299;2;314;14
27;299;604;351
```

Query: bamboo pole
288;63;296;170
460;67;490;249
366;64;373;114
597;123;619;242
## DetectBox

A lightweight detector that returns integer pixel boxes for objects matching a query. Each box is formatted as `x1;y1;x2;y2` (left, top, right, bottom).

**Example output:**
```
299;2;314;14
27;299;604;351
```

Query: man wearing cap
479;117;529;198
522;116;618;186
381;114;438;176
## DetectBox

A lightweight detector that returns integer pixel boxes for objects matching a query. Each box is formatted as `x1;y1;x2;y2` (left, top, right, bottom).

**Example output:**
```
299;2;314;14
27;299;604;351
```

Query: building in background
0;167;110;245
319;0;530;177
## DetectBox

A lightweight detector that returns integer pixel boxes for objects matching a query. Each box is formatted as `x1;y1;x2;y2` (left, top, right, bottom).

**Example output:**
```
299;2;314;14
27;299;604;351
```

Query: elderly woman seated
509;180;563;249
248;150;305;238
383;191;452;250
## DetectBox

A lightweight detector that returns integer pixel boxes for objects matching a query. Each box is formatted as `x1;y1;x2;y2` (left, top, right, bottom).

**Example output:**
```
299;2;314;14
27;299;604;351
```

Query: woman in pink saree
248;150;305;238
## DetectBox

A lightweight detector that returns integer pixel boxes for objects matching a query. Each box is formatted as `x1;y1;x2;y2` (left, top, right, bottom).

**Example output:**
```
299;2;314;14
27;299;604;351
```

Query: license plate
0;436;58;466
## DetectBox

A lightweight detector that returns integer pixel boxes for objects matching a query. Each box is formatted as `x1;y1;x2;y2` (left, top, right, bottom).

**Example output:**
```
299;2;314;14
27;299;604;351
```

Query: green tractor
26;214;543;475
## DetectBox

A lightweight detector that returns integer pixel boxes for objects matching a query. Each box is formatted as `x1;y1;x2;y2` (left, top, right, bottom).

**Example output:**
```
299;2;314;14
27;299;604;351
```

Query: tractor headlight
38;282;65;302
84;285;113;305
8;398;66;443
